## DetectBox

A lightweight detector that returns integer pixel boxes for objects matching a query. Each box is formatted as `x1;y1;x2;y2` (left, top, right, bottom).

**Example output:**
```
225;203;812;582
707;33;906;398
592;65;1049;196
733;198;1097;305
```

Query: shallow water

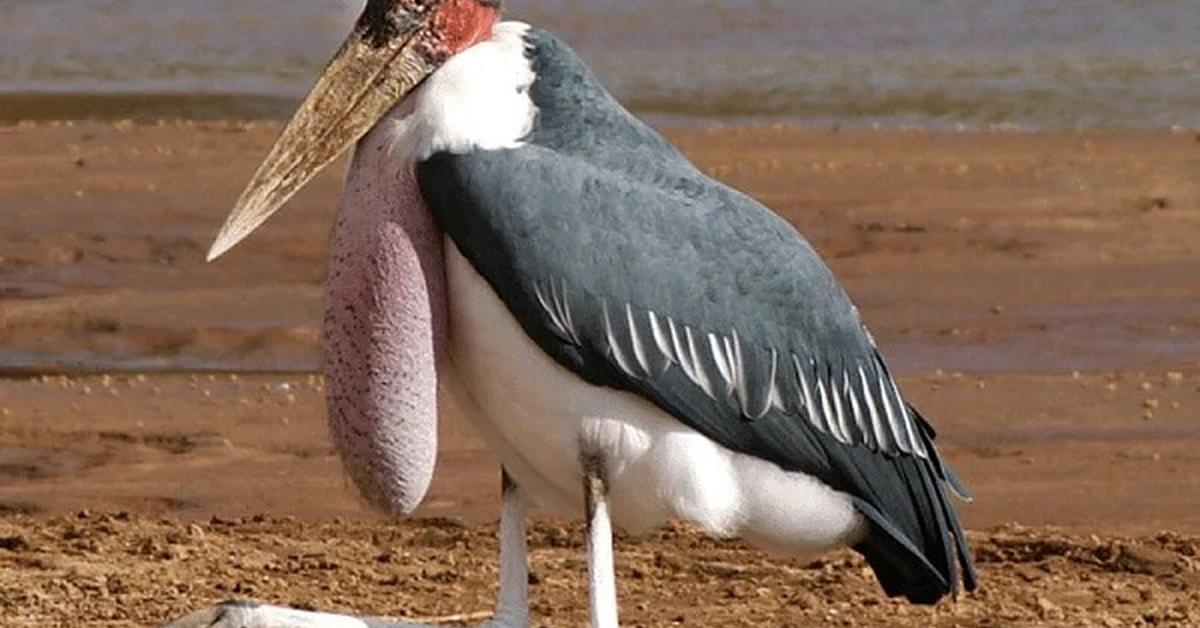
2;0;1199;128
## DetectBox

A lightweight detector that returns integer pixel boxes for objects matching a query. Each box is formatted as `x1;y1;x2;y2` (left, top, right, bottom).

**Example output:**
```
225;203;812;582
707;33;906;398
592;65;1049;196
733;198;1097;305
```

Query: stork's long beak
206;6;442;261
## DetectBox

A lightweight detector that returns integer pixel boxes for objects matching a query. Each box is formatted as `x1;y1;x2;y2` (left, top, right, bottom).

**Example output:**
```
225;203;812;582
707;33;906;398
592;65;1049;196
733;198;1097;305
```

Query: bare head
207;0;500;261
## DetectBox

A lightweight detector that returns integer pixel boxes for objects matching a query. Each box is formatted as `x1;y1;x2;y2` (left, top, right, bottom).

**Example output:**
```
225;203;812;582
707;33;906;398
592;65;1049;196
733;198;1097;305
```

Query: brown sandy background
2;120;1199;626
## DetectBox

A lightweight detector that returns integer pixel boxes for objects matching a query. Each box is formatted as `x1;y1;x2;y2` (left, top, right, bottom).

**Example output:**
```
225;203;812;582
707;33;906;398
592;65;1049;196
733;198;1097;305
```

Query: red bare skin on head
428;0;500;59
358;0;499;56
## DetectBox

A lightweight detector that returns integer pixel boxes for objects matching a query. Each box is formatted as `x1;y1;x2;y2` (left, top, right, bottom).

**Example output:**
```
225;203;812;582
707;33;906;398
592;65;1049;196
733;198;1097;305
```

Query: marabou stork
170;1;976;626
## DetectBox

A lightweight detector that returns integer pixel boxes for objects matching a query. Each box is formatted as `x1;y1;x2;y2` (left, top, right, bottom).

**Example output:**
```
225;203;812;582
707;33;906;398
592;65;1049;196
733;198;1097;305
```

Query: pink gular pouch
324;143;447;517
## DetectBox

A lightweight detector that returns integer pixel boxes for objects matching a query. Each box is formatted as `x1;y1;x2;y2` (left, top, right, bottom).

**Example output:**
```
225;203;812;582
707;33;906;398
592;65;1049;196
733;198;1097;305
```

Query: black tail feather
853;499;950;604
850;425;976;604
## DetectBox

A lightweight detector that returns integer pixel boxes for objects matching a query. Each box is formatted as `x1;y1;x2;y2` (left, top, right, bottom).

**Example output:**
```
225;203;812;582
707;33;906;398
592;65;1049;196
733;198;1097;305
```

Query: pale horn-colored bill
206;21;437;261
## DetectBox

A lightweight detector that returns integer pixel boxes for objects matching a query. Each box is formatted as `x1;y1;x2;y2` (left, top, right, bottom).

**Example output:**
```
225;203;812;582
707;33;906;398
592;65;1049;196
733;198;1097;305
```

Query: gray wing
417;27;976;603
435;146;927;456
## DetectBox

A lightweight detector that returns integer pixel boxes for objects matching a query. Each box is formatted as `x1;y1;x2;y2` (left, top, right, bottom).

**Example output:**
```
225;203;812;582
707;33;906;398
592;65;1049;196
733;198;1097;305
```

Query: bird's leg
582;455;619;628
485;468;530;627
161;467;531;628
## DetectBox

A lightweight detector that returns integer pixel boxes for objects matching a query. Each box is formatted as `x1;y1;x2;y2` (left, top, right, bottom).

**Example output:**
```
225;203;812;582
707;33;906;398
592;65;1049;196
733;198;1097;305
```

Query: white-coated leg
583;458;619;628
162;468;531;628
486;469;530;627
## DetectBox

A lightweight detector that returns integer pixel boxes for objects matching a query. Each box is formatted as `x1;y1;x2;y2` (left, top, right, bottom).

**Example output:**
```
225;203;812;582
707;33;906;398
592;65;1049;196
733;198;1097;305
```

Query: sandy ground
1;120;1199;626
2;513;1198;627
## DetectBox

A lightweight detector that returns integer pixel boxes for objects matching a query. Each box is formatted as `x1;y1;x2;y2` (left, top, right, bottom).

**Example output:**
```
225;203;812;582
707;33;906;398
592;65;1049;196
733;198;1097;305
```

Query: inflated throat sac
323;135;446;516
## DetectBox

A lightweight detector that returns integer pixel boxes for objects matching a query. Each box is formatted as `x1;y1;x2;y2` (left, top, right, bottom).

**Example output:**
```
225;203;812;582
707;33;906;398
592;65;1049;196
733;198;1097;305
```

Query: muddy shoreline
3;122;1199;375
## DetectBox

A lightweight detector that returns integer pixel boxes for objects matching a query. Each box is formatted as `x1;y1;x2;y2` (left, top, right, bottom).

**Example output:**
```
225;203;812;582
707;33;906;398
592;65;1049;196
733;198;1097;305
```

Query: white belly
443;240;867;556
